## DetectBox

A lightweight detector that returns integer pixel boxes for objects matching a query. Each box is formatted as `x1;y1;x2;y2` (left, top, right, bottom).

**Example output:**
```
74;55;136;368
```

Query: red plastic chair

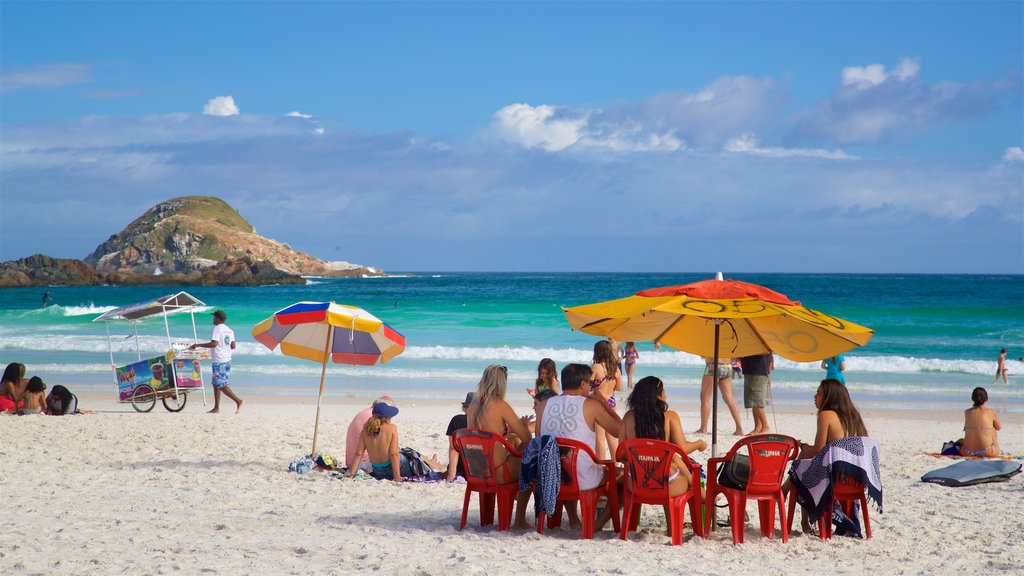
536;438;621;539
788;474;872;540
705;434;799;544
616;438;706;545
453;428;523;531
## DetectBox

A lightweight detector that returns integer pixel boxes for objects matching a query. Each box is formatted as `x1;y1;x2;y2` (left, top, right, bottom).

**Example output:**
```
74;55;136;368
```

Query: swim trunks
704;363;732;380
744;375;769;408
212;362;231;388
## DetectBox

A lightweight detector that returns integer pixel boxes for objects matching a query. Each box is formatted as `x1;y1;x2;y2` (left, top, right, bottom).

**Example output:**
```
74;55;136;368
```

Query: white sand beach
2;393;1022;575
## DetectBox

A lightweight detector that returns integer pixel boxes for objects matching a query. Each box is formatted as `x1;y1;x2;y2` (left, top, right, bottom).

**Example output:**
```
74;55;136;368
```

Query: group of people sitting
338;348;878;537
1;362;83;416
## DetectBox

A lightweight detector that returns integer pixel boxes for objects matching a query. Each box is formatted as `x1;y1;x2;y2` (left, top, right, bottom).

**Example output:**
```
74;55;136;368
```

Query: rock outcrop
2;195;384;288
0;254;107;287
0;255;306;288
85;196;382;277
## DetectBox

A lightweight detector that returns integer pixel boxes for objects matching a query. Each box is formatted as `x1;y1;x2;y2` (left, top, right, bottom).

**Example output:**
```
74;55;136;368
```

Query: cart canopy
93;292;206;322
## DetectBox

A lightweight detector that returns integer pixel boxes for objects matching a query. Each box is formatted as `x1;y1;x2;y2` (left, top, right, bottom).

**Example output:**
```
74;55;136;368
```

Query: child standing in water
20;376;47;415
624;342;639;389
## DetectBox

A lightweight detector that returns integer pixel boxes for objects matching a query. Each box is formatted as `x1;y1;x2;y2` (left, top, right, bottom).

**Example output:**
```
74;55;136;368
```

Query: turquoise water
1;273;1022;411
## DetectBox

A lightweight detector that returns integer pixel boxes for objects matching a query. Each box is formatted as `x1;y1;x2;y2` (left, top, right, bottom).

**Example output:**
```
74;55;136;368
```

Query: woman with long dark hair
0;362;27;412
591;340;623;459
799;378;868;459
619;376;707;497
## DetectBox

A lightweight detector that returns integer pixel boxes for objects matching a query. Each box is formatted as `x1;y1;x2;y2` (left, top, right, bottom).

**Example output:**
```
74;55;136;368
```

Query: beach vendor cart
94;292;210;413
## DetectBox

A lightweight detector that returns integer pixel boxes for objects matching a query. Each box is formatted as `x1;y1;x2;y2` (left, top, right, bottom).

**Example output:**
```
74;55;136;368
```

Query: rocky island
0;196;384;288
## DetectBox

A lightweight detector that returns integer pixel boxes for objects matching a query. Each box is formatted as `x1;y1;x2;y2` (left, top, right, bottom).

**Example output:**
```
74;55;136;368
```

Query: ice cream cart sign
116;356;171;401
172;358;203;389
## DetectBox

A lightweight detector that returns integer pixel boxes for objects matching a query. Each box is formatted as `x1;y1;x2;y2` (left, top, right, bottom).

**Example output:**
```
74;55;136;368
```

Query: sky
1;1;1022;273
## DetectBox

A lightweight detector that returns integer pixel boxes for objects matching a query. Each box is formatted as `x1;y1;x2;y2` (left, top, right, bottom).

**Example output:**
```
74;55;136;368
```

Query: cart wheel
131;385;157;413
162;391;188;412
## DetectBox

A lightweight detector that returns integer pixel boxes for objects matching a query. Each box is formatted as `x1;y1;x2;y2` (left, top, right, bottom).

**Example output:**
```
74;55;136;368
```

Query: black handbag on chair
717;453;750;490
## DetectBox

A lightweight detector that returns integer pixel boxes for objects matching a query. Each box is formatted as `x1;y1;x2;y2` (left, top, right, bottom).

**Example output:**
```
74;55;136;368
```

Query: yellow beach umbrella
563;274;873;455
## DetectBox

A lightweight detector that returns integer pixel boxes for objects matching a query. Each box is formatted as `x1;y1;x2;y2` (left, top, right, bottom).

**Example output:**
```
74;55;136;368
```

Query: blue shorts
212;362;231;388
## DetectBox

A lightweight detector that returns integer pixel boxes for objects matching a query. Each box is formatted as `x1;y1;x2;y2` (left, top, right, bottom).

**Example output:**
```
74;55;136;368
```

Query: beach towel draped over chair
519;435;561;518
536;437;621;539
705;434;800;544
452;428;523;531
617;438;706;545
788;436;882;539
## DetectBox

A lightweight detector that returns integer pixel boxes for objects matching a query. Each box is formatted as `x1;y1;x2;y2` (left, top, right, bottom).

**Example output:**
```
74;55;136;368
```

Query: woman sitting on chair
789;378;871;533
619;376;707;498
798;379;868;460
467;364;534;484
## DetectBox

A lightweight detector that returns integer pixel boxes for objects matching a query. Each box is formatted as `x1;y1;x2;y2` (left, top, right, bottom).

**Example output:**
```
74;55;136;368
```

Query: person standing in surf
993;348;1008;385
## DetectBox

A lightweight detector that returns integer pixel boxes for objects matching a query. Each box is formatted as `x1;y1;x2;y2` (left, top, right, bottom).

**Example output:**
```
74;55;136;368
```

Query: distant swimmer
993;348;1008;385
42;290;54;309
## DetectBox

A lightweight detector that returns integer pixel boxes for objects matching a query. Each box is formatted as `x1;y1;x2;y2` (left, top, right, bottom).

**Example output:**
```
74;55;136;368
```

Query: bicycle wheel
162;390;188;412
131;385;156;413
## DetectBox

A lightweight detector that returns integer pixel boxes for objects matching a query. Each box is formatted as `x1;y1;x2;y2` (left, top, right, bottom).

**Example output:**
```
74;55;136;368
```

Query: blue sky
1;1;1021;273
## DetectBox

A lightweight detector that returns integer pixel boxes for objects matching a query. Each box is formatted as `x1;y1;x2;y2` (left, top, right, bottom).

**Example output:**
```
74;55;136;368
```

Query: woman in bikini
0;362;27;413
591;340;623;460
19;376;47;415
695;356;744;436
960;387;1001;458
467;364;534;484
624;342;639;390
347;399;444;481
619;376;707;504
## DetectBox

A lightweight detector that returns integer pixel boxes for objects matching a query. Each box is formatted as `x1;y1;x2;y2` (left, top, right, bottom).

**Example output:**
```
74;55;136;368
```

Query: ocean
2;273;1022;412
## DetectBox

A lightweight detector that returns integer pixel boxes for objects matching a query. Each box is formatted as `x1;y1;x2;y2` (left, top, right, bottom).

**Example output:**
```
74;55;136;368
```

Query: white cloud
0;62;94;94
1;108;1020;272
489;76;782;153
841;57;920;89
724;133;857;160
491;103;586;151
203;96;240;116
792;59;1019;145
285;111;312;119
1003;146;1024;162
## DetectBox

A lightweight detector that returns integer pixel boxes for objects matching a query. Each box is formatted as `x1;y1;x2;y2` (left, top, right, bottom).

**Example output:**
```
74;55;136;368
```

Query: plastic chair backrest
554;437;601;498
617;438;687;500
453;428;514;488
729;434;799;496
834;474;866;497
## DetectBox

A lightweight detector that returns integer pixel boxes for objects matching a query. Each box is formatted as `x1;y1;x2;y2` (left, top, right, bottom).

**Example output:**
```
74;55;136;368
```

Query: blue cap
372;401;399;418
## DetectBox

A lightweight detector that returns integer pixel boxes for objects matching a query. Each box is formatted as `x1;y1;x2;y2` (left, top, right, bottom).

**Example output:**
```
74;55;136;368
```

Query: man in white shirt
189;309;243;414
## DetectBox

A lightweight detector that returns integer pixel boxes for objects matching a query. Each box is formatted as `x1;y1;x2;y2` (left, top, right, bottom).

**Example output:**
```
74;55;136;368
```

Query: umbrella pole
710;321;722;533
712;321;721;459
310;328;333;458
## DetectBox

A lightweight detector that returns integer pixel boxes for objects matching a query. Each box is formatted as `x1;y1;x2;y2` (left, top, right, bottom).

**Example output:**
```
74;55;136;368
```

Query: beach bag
940;440;961;456
717;453;750;490
399;447;434;477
